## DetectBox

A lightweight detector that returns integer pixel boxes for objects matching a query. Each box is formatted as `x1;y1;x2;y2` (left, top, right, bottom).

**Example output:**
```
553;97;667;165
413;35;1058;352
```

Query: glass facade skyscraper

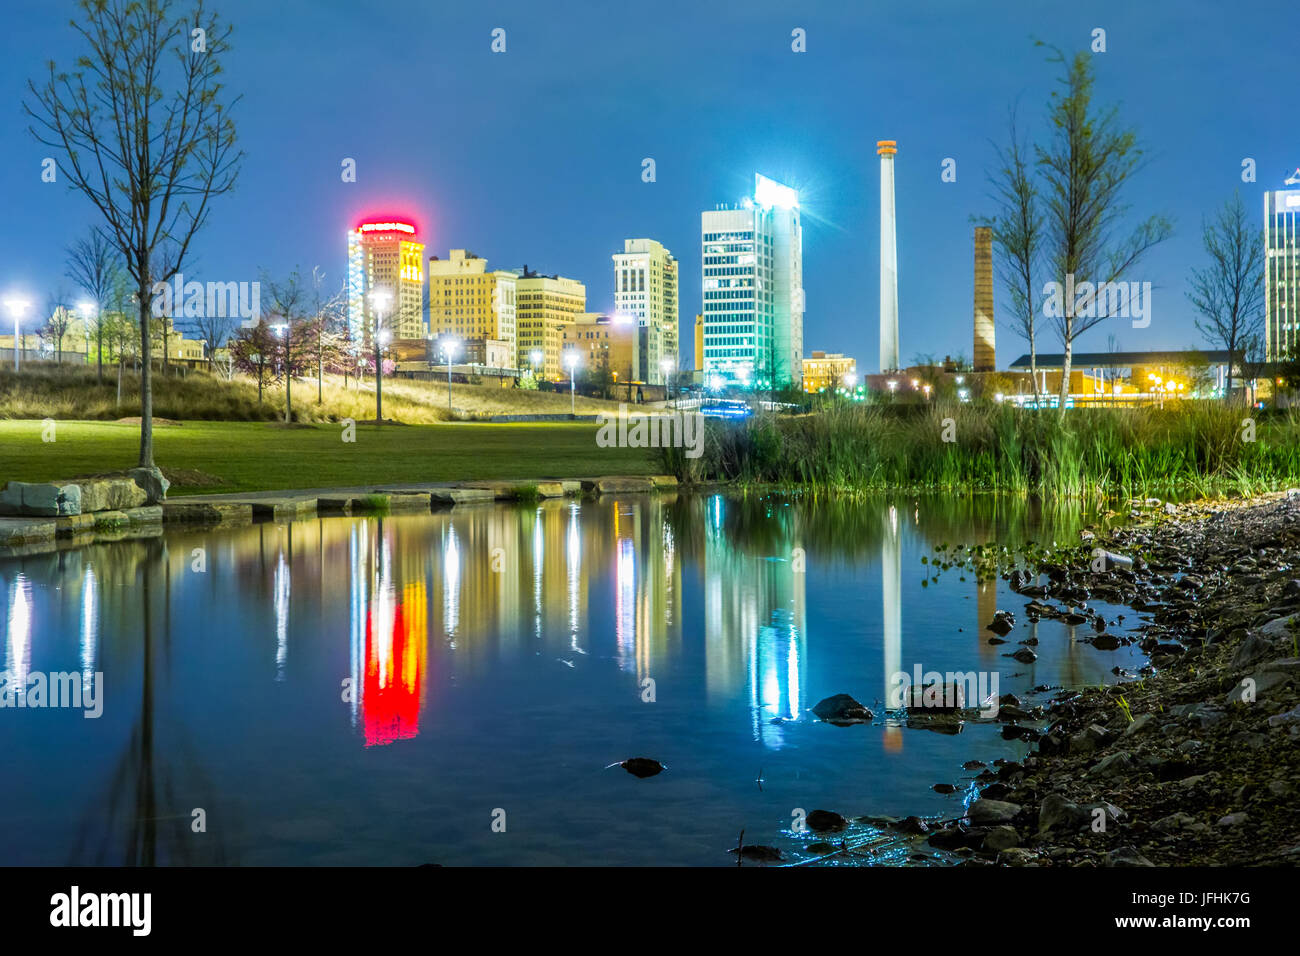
700;174;804;389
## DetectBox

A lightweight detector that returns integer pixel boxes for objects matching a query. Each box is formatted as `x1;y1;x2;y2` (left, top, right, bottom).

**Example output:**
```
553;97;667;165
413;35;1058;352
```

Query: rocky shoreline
895;490;1300;866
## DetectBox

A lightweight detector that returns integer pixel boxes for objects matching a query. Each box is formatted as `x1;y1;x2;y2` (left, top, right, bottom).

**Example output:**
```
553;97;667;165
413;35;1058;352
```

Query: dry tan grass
0;365;631;423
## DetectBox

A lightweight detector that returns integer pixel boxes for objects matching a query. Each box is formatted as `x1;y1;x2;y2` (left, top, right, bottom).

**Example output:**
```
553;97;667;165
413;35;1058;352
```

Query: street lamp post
530;349;543;382
271;323;291;422
443;337;459;415
367;288;392;424
564;350;579;416
4;297;31;371
660;356;675;406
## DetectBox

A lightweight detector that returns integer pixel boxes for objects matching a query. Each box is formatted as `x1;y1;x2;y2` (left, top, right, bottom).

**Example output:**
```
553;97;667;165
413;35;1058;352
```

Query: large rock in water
806;809;848;832
903;682;965;712
0;481;82;516
811;693;874;724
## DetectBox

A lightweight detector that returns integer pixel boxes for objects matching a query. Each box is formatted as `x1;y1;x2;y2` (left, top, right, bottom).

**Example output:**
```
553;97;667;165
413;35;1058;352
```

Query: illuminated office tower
346;219;426;348
613;239;679;383
701;174;804;389
427;250;517;365
1265;169;1300;361
514;268;586;380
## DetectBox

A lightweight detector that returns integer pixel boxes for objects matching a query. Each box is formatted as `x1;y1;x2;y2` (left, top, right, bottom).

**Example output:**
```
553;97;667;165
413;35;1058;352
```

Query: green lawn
0;420;658;495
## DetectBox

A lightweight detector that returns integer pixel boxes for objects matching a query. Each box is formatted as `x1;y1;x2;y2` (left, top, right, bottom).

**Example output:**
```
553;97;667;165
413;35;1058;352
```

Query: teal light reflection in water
0;493;1142;866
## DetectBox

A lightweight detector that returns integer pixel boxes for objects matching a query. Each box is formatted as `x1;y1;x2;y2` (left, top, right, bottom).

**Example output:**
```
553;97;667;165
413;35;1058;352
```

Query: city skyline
1;0;1296;372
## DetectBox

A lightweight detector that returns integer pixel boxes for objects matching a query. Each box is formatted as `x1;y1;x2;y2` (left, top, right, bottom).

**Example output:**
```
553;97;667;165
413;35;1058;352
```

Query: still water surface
0;493;1143;865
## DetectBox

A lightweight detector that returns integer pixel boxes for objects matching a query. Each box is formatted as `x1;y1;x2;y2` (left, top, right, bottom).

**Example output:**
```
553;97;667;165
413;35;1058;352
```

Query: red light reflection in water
362;584;427;747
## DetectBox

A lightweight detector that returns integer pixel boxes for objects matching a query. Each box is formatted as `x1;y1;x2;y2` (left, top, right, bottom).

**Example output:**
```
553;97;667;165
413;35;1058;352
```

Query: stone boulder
128;466;170;504
0;481;82;516
1038;793;1087;834
811;693;874;724
968;799;1021;826
902;682;965;712
74;477;148;513
805;809;848;832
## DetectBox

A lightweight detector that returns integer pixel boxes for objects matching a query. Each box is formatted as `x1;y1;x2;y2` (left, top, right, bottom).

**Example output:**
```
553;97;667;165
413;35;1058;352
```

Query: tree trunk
1029;325;1040;407
137;292;154;467
96;323;103;383
1057;328;1073;417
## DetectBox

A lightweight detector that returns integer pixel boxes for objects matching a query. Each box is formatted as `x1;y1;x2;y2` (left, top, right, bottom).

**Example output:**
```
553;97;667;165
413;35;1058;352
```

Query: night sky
0;0;1292;369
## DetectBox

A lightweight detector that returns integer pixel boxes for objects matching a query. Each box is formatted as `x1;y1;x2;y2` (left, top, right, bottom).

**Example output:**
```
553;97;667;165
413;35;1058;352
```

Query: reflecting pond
0;493;1145;865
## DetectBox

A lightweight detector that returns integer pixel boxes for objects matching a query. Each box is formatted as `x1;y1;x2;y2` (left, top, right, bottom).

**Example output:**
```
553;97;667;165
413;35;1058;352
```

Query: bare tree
229;320;279;404
26;0;242;473
1239;333;1269;408
984;106;1043;405
308;267;345;404
263;268;308;422
42;288;77;363
66;228;121;382
1036;46;1172;414
106;271;136;406
1187;191;1264;403
190;307;233;375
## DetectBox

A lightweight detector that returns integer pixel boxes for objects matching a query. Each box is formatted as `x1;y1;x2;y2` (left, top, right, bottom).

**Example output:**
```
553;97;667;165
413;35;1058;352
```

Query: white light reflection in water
566;501;582;652
80;567;98;694
662;521;675;628
532;508;544;640
5;574;32;700
882;504;904;753
615;536;636;672
373;535;395;689
348;523;367;727
443;524;461;641
274;551;290;681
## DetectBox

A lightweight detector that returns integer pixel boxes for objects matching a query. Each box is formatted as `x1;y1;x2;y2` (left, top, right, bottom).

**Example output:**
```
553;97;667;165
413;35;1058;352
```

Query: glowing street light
660;356;675;404
4;296;32;371
529;349;543;378
367;288;393;423
922;383;932;399
564;349;580;416
442;336;460;414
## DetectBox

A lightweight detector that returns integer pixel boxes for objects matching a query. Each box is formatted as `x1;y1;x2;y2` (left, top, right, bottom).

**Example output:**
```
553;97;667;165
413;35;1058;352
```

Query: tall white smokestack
877;140;899;372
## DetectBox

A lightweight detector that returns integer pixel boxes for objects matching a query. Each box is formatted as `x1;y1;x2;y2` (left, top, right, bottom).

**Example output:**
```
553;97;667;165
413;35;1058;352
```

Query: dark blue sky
2;0;1293;369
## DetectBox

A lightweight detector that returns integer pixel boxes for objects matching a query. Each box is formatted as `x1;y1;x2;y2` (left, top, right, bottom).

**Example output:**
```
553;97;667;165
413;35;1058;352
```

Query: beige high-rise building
613;238;678;384
693;313;704;372
427;250;517;364
973;226;995;371
515;269;586;379
346;220;426;346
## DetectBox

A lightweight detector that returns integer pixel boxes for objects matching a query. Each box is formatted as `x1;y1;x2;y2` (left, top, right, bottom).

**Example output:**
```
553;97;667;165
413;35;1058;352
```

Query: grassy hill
0;364;629;424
